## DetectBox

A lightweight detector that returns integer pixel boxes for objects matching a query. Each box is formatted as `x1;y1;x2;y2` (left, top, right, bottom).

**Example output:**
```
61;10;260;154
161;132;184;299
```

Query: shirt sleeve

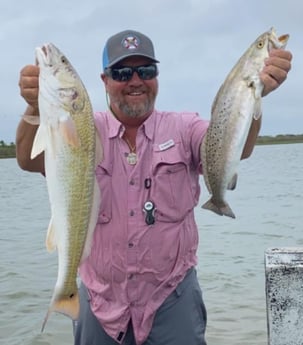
181;112;209;170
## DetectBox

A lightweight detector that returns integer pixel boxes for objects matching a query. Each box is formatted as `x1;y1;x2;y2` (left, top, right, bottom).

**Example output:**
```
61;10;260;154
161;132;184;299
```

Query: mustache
123;86;147;94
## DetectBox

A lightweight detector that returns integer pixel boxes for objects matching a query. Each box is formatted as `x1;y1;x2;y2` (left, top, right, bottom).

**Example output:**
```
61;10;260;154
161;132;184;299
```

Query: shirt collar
142;110;156;140
106;110;124;138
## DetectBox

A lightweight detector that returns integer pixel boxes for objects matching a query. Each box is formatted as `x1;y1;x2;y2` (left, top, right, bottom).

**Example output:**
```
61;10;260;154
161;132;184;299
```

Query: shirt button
128;242;134;248
129;210;135;216
129;179;135;185
128;273;134;280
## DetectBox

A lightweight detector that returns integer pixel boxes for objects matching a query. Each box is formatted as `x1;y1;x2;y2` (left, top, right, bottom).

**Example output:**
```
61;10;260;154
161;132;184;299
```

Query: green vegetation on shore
0;141;16;159
256;134;303;145
0;134;302;159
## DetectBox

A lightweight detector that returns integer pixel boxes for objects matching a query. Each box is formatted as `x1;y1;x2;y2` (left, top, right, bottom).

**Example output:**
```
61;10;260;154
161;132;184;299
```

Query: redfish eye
61;56;67;64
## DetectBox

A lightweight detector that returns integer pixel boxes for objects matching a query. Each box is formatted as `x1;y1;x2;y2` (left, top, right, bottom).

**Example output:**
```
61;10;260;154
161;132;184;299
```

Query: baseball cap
102;30;159;70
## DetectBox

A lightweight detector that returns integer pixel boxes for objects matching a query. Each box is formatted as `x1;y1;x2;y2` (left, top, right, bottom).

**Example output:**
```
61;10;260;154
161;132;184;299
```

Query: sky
1;0;302;143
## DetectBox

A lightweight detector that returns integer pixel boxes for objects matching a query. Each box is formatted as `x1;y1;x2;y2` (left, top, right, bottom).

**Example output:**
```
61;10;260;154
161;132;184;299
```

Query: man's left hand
261;49;292;97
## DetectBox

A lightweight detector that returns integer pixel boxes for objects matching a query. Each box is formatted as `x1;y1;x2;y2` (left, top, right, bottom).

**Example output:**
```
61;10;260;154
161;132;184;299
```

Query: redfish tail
202;198;236;219
41;290;80;332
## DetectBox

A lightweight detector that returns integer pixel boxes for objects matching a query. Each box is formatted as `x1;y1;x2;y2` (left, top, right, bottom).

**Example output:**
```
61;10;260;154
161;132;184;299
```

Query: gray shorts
73;268;207;345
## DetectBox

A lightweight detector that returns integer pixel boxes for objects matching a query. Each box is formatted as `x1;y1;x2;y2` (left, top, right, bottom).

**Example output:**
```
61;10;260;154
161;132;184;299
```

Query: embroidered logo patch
122;35;140;50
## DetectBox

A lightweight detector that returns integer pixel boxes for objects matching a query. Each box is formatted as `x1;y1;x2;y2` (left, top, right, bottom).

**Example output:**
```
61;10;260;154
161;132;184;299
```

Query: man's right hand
19;65;40;111
16;64;45;173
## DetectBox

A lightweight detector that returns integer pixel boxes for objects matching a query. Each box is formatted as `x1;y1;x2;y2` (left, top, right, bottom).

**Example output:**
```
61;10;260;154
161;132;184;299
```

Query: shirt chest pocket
151;145;196;222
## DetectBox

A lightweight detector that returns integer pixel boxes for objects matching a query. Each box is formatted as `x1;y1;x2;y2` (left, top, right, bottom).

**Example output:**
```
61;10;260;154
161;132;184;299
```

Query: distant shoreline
1;134;303;159
256;134;303;146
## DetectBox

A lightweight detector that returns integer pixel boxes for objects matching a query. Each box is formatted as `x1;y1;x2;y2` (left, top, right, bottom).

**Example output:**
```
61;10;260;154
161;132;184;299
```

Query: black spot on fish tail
41;290;80;332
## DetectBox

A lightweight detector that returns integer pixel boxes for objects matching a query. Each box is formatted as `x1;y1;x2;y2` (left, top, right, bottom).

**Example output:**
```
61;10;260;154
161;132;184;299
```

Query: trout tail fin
202;198;236;219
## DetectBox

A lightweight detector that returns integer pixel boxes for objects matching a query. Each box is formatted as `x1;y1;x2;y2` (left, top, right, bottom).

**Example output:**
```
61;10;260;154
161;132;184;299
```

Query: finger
264;56;292;74
20;64;40;77
19;68;39;107
260;65;288;97
19;65;39;91
260;73;280;96
21;85;39;99
263;64;288;85
20;86;39;107
266;50;292;72
19;75;39;89
269;49;293;61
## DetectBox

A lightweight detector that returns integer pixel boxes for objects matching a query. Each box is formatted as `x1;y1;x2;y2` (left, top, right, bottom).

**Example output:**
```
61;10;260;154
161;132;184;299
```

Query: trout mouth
269;28;289;50
278;34;290;47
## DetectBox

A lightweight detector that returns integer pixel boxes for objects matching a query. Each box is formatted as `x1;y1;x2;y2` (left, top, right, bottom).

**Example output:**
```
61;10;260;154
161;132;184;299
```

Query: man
16;30;292;345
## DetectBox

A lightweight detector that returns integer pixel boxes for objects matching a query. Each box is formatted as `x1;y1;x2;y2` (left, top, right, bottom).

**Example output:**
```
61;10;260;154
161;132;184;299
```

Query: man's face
101;56;158;121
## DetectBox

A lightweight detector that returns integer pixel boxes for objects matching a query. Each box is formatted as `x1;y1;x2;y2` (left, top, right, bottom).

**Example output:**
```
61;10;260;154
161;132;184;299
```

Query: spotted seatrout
28;43;102;330
201;28;289;218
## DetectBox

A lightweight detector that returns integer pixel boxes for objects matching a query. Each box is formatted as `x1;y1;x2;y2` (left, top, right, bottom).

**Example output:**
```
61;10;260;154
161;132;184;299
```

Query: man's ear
100;73;107;83
100;73;110;93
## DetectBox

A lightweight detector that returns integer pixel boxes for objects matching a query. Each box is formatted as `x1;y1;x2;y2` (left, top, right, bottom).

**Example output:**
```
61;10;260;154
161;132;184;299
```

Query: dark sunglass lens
108;65;157;82
137;65;157;80
111;67;133;82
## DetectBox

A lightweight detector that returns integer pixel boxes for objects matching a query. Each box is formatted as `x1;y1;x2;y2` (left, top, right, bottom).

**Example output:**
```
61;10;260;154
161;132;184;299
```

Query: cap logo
122;35;140;50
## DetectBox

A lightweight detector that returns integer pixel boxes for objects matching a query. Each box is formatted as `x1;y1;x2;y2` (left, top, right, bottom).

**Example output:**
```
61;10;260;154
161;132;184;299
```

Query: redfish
26;43;102;330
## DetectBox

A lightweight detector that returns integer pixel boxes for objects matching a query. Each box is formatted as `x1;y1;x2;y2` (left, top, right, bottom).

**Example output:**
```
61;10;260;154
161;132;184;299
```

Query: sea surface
1;144;302;345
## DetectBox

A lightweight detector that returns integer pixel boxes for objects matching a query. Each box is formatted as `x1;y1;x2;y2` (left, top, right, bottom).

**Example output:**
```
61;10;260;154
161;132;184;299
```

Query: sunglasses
105;64;158;82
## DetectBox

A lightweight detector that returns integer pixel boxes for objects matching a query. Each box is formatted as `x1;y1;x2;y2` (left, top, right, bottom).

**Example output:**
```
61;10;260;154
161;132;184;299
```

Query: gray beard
117;99;154;118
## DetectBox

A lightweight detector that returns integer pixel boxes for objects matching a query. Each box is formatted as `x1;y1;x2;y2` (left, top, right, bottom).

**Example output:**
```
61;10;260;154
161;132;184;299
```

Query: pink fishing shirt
79;110;209;344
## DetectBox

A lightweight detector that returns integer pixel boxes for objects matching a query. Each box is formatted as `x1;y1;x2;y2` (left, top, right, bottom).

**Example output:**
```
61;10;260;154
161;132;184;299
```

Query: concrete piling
265;247;303;345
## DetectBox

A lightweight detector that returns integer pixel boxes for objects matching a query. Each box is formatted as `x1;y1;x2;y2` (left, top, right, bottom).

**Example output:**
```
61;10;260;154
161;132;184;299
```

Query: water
1;144;302;345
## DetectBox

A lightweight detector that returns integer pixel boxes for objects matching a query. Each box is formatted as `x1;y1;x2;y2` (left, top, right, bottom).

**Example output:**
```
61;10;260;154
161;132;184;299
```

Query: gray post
265;247;303;345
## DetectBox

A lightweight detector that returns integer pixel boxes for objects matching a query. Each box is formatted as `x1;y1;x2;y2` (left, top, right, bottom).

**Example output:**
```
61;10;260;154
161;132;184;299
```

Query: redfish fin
45;217;57;253
202;199;236;219
41;291;80;332
80;178;101;263
31;125;46;159
59;116;81;148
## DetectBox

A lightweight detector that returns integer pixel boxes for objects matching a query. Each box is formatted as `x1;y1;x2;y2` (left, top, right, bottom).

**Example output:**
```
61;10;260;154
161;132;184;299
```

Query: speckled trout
201;28;289;218
28;43;102;330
